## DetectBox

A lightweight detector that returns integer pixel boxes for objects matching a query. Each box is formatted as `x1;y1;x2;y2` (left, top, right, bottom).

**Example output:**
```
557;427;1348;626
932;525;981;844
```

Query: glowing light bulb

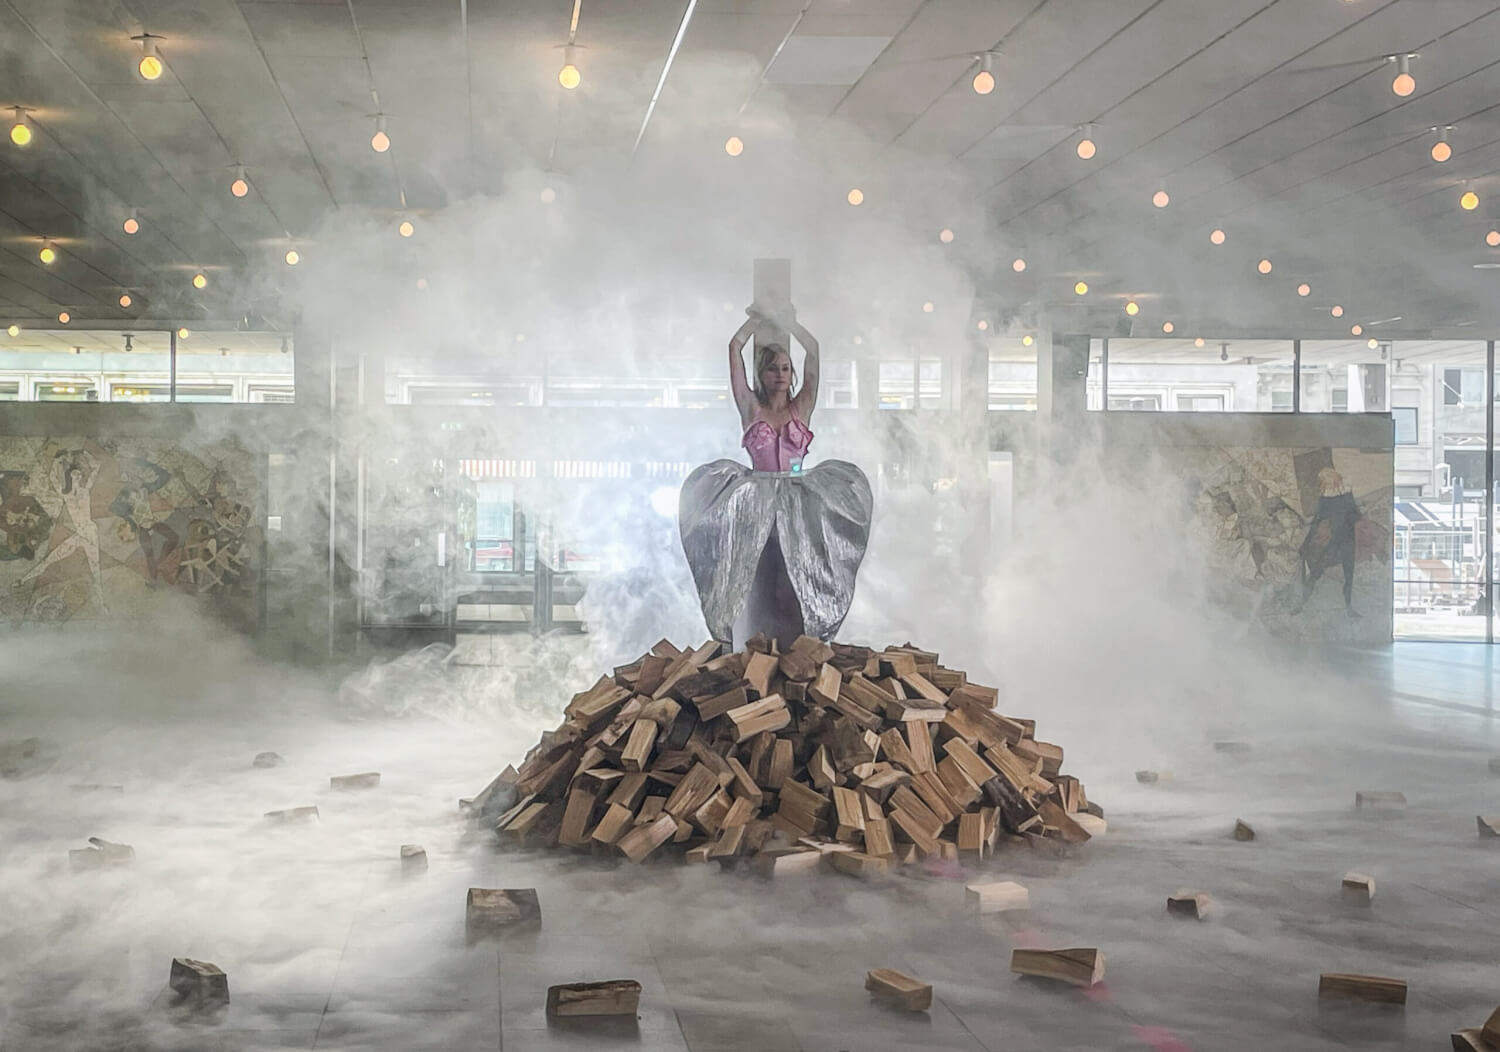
1460;189;1480;211
398;220;414;238
1074;281;1088;295
6;325;18;337
285;249;300;265
922;301;934;313
1152;189;1169;208
1210;228;1226;245
192;272;207;289
1194;337;1205;348
1297;283;1311;297
139;54;163;80
1367;337;1379;349
972;69;995;95
122;215;139;234
1392;55;1415;97
416;277;428;290
939;228;954;243
559;46;581;90
976;320;988;331
1022;334;1034;347
1258;258;1272;274
1331;305;1344;317
371;130;390;153
1351;324;1362;336
230;169;249;197
852;335;863;345
1077;137;1096;160
119;294;132;308
847;188;864;206
725;136;743;157
58;311;69;324
10;109;32;147
38;244;56;265
177;327;189;339
1486;230;1500;247
1012;258;1026;272
1431;140;1452;163
1163;321;1174;334
1124;300;1139;316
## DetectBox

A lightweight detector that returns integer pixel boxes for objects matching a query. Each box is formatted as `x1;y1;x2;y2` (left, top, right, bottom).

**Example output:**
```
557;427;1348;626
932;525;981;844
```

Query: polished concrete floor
3;639;1500;1051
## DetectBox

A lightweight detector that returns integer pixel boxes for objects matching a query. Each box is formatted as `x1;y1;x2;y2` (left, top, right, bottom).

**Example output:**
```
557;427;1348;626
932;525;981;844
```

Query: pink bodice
742;409;813;472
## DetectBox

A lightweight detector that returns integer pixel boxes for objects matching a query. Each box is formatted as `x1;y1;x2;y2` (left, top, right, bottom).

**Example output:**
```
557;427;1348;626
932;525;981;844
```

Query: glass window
1109;393;1161;411
1177;393;1225;412
878;361;914;410
918;359;943;409
1393;407;1418;444
820;360;856;409
176;331;293;403
1099;339;1292;412
988;338;1038;411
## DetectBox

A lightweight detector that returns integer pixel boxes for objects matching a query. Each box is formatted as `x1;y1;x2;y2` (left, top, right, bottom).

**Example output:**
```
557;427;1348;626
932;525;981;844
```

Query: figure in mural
1292;466;1362;618
0;471;52;562
177;471;252;596
19;449;107;614
110;455;179;585
678;303;873;648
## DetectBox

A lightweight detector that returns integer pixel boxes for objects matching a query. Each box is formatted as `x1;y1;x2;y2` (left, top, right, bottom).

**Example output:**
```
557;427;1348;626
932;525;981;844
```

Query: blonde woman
678;304;872;648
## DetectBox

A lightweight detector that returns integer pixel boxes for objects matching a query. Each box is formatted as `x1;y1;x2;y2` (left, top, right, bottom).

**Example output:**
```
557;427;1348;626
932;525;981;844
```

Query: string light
1351;324;1363;335
9;107;32;146
122;213;140;235
1487;230;1500;247
230;166;249;198
1124;300;1139;316
119;293;132;308
1163;322;1174;334
1430;127;1452;163
192;272;207;289
371;115;390;153
1152;189;1170;208
1022;334;1034;347
398;220;414;238
1391;54;1415;97
558;45;581;89
1258;258;1273;274
939;228;954;243
1074;281;1088;295
540;187;556;204
1297;283;1311;296
1367;337;1379;349
1331;305;1344;317
1194;337;1206;348
976;320;988;331
134;33;165;81
58;311;69;324
38;241;56;265
972;53;996;95
1012;258;1026;272
177;327;189;339
7;325;18;337
1076;124;1096;160
1460;187;1480;211
922;301;934;313
1210;228;1226;245
725;136;743;157
847;188;864;206
284;248;300;265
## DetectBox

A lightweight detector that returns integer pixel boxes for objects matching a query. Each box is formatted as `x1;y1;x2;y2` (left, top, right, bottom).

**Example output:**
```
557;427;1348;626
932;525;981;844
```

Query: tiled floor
4;641;1500;1050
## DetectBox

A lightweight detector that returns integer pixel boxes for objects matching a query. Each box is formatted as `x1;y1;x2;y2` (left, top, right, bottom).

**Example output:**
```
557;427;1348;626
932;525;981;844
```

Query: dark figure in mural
110;456;179;585
1293;467;1362;618
0;471;53;561
678;304;873;648
177;472;252;595
20;449;107;614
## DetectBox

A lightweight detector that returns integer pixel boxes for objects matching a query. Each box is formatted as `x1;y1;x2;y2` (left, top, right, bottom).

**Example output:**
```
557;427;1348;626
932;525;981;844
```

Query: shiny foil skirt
678;459;873;647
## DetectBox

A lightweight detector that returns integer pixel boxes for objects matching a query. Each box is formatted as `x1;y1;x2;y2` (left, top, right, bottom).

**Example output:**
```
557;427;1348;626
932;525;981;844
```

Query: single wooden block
725;696;790;743
71;837;134;870
1135;770;1170;784
828;850;889;878
1213;741;1251;755
1341;872;1375;904
684;844;713;864
1483;1005;1500;1045
1318;973;1407;1005
1166;890;1213;920
1478;816;1500;838
751;846;823;877
966;880;1029;914
832;786;865;841
1452;1029;1489;1051
809;746;837;791
1233;819;1255;841
546;979;642;1019
620;720;658;773
252;752;284;768
558;786;599;847
766;739;794;790
863;817;895;857
1010;948;1104;988
264;806;319;823
865;968;932;1011
1355;791;1406;811
330;772;380;790
778;650;818;683
617;813;678;863
590;803;634;846
169;958;230;1007
400;844;427;874
466;888;541;939
1072;813;1106;838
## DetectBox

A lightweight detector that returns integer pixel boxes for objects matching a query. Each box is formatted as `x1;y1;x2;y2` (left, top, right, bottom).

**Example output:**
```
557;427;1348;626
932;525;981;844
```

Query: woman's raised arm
729;314;758;421
789;315;819;422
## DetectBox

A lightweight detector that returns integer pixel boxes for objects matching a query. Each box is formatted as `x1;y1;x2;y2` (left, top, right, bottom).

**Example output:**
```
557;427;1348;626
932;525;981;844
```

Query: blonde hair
752;342;797;406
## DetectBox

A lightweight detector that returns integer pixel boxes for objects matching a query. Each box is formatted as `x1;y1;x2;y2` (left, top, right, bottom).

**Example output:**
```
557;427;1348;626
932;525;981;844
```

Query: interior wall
1097;413;1394;645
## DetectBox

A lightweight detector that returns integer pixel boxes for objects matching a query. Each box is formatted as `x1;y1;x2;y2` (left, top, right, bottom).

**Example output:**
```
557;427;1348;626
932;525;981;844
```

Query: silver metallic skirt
678;459;873;646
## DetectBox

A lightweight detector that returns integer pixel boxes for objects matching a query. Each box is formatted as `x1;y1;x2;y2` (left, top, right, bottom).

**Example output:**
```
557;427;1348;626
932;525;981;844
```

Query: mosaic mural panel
0;436;262;628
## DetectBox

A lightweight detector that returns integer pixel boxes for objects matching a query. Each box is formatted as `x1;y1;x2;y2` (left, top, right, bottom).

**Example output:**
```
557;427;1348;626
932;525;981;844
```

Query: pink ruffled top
742;407;813;472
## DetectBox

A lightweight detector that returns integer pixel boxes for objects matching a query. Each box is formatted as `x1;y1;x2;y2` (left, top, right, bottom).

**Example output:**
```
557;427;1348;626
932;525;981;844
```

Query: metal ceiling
2;0;1500;340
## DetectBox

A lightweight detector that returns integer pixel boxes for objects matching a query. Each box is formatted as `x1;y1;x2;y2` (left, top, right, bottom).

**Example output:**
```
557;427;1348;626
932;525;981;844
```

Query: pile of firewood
472;635;1100;870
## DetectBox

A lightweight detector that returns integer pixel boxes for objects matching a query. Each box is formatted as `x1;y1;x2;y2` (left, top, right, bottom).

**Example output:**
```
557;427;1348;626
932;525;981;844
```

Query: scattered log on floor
1010;948;1105;988
966;880;1029;914
1167;890;1214;920
1341;872;1375;904
1317;973;1407;1005
400;844;427;875
169;958;229;1008
69;837;134;870
1452;1029;1490;1051
1234;820;1255;841
330;772;380;790
465;888;541;941
546;980;642;1019
1213;741;1251;754
252;752;284;768
264;806;319;823
1478;816;1500;838
1354;791;1406;811
865;969;932;1011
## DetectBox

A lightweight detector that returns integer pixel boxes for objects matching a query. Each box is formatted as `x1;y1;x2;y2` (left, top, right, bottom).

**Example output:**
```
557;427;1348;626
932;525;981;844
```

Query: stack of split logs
480;635;1099;870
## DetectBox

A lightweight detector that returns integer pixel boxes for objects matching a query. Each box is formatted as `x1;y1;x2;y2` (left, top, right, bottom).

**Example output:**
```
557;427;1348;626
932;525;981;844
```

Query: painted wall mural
0;437;261;628
1184;445;1392;644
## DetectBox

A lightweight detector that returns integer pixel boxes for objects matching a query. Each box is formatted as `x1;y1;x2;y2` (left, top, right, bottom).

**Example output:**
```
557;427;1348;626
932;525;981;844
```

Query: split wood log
865;969;931;1011
1010;948;1104;988
1318;973;1407;1005
546;980;642;1019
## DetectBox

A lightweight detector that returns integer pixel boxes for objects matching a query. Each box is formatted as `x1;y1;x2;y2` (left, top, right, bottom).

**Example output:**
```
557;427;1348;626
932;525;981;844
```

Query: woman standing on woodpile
677;303;873;649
